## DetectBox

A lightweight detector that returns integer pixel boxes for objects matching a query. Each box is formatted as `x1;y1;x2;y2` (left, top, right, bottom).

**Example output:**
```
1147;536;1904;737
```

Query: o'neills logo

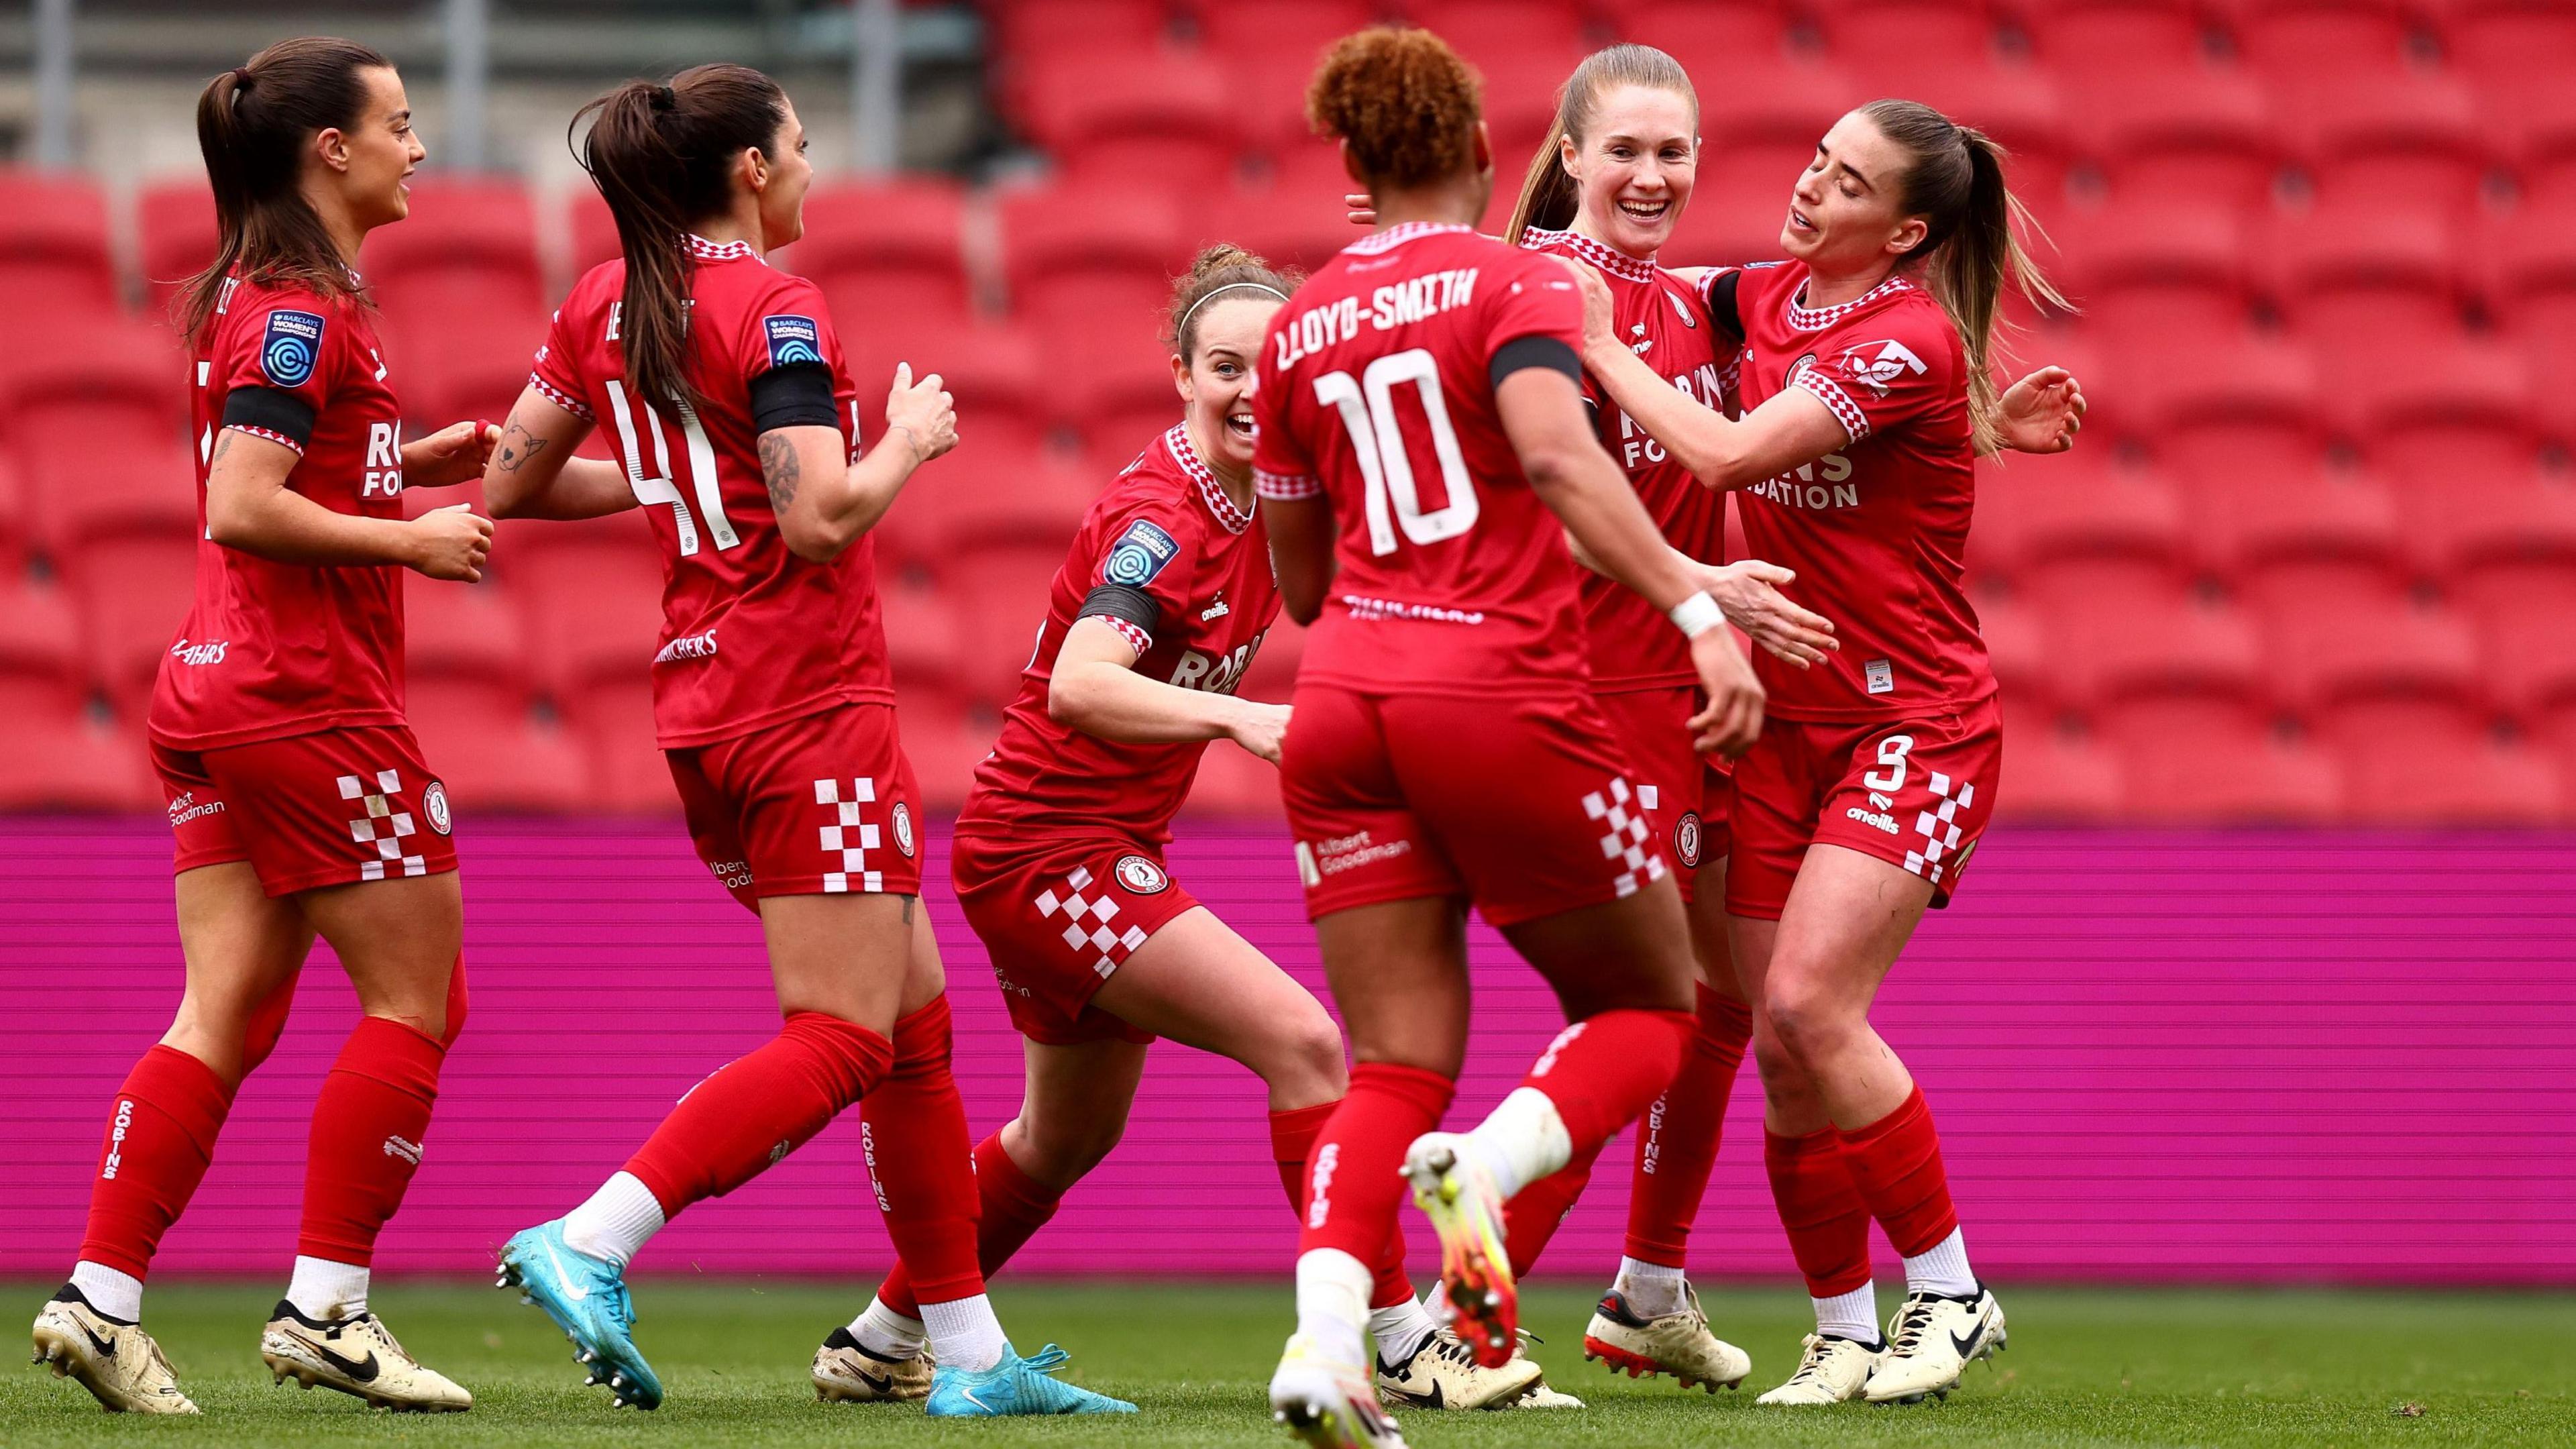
654;630;718;664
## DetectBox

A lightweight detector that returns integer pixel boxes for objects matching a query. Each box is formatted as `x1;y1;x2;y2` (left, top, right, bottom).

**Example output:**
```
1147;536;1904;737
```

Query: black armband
749;363;839;433
1077;583;1162;639
1705;269;1744;340
221;386;318;447
1490;335;1583;390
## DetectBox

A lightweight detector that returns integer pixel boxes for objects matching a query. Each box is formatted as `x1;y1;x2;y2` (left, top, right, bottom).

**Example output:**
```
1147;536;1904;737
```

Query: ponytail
573;64;787;413
179;36;389;346
1506;44;1695;246
1860;99;2069;454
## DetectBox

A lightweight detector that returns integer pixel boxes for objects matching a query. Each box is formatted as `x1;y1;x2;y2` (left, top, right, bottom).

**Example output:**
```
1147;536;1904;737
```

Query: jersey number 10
1314;347;1481;557
604;379;741;556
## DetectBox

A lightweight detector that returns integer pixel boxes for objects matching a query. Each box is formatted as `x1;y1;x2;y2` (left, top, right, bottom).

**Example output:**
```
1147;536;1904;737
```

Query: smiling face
1565;83;1697;256
1173;294;1280;473
327;66;423;230
1783;108;1927;275
751;96;814;250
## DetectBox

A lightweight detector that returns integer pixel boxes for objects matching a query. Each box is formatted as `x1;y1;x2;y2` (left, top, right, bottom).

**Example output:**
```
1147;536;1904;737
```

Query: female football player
32;36;494;1417
1252;28;1772;1447
813;244;1562;1414
480;63;1126;1417
1564;95;2074;1407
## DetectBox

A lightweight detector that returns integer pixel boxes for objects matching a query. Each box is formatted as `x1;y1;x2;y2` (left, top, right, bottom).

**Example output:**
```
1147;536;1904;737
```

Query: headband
1177;281;1289;339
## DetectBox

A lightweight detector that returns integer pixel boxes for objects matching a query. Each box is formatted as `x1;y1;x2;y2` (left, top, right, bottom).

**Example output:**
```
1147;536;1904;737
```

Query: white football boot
30;1286;197;1414
1273;1332;1406;1448
812;1326;934;1402
1580;1286;1752;1392
1863;1285;2005;1404
1375;1326;1541;1411
1755;1331;1884;1405
260;1301;472;1411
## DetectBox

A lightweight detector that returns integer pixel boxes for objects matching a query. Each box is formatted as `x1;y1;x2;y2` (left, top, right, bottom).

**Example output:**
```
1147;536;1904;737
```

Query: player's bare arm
1049;616;1291;762
398;419;500;488
1564;531;1839;669
766;362;957;563
206;425;491;580
480;388;635;521
1495;363;1764;755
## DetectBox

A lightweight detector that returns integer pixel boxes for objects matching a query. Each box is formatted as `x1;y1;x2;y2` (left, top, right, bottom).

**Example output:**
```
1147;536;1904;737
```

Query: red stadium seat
2311;696;2560;823
1609;0;1795;62
2493;219;2576;443
2444;0;2576;79
2475;593;2576;725
2042;592;2266;714
1813;0;2003;72
1971;456;2186;588
908;446;1094;560
404;572;531;687
0;170;118;323
1182;736;1287;818
2231;0;2420;81
987;0;1175;68
2267;206;2467;366
1199;0;1382;147
2254;591;2483;716
2052;202;2255;361
945;544;1069;706
559;676;677;814
799;178;973;366
400;325;542;439
406;674;592;812
900;689;1002;812
2293;76;2489;218
0;671;152;810
1992;697;2125;820
66;534;197;710
1976;588;2051;710
567;187;622;278
1237;619;1303;704
2392;467;2576;583
136;178;220;320
2015;551;2196;632
1000;184;1184;385
2109;336;2326;480
510;533;665;698
364;176;545;316
1210;177;1364;280
2074;71;2277;211
2347;342;2536;478
878;572;964;697
1018;44;1246;194
2022;0;2213;84
0;316;186;460
2182;462;2402;581
0;570;89;691
27;435;197;559
2096;693;2344;821
883;321;1048;465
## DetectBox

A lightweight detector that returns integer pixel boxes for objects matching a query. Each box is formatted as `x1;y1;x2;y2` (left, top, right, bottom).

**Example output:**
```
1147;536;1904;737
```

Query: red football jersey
1713;261;1993;721
532;235;890;748
961;423;1279;844
1251;223;1593;695
1520;227;1731;692
152;273;412;750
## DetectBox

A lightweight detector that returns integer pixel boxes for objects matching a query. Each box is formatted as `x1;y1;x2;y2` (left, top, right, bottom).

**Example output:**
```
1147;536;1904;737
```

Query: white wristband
1668;590;1725;639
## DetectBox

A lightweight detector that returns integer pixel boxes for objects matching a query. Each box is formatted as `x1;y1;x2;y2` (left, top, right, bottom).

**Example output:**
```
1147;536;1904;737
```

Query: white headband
1177;281;1290;341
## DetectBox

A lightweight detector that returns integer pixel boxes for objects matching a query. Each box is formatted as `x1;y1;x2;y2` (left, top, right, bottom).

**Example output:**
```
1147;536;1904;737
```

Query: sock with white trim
920;1293;1006;1374
560;1171;665;1268
284;1255;369;1320
1902;1226;1977;1298
1613;1255;1688;1319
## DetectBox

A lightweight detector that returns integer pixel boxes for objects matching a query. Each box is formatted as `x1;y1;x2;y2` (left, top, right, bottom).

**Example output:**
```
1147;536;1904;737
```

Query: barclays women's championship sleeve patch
763;315;824;368
1102;519;1181;588
260;309;327;388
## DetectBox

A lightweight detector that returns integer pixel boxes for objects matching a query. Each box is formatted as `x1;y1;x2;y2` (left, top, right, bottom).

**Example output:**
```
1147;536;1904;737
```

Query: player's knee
1255;1010;1349;1100
1018;1114;1125;1185
1760;979;1849;1067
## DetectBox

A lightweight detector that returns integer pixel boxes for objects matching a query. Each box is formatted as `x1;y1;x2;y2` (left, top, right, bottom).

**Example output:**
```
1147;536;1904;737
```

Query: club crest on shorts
1674;810;1703;869
423;780;452;836
1114;854;1169;895
892;801;916;857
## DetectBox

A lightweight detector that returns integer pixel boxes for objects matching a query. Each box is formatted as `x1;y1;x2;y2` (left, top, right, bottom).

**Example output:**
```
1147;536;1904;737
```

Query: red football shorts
1725;696;2002;920
951;832;1203;1046
1281;685;1668;928
1594;684;1731;902
153;726;459;897
667;703;925;912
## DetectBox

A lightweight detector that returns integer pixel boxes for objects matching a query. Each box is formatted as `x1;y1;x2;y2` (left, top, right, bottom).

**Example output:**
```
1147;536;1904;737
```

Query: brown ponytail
179;36;390;347
1860;99;2070;453
1306;28;1485;193
1505;44;1697;246
573;63;788;412
1165;244;1299;363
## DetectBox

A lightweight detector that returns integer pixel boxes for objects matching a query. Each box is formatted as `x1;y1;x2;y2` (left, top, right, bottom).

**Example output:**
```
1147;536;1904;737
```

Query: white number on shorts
604;379;740;557
1863;734;1915;794
1314;348;1480;557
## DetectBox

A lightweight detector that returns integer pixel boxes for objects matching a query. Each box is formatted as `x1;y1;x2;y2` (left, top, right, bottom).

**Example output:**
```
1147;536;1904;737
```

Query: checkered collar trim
1786;274;1911;331
1165;423;1251;534
1346;221;1476;256
1521;226;1657;284
686;234;757;262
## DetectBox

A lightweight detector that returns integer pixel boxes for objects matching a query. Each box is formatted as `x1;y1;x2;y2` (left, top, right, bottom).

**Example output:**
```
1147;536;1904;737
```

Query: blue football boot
496;1220;663;1409
924;1342;1138;1416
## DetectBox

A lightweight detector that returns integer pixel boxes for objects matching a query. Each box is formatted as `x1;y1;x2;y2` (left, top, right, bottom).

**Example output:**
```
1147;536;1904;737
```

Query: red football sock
878;1132;1062;1319
1272;1101;1415;1309
1523;1008;1695;1152
1299;1063;1452;1264
297;1017;444;1267
1623;984;1752;1268
1501;1138;1602;1279
77;1046;236;1281
624;1010;891;1215
1839;1085;1959;1257
855;998;985;1307
1764;1126;1874;1297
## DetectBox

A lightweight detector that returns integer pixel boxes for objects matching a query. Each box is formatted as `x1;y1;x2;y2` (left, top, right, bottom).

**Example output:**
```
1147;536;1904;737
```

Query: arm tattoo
495;422;549;474
901;895;916;925
209;433;234;467
759;431;802;512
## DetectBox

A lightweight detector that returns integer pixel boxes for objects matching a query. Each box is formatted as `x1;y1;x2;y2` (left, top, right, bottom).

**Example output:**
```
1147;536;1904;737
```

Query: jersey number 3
604;379;740;556
1314;348;1480;557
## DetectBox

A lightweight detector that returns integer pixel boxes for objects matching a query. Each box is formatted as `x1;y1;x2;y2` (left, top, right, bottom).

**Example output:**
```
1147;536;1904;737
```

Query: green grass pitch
3;1281;2569;1446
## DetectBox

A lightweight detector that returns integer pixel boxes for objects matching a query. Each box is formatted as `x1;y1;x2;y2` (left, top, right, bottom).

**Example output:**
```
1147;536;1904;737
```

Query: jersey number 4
1314;348;1480;557
604;379;741;556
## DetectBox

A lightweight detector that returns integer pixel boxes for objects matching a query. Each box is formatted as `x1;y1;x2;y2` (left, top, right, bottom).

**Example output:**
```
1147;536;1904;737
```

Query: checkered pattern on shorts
1585;776;1668;899
339;769;425;881
1034;865;1152;979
